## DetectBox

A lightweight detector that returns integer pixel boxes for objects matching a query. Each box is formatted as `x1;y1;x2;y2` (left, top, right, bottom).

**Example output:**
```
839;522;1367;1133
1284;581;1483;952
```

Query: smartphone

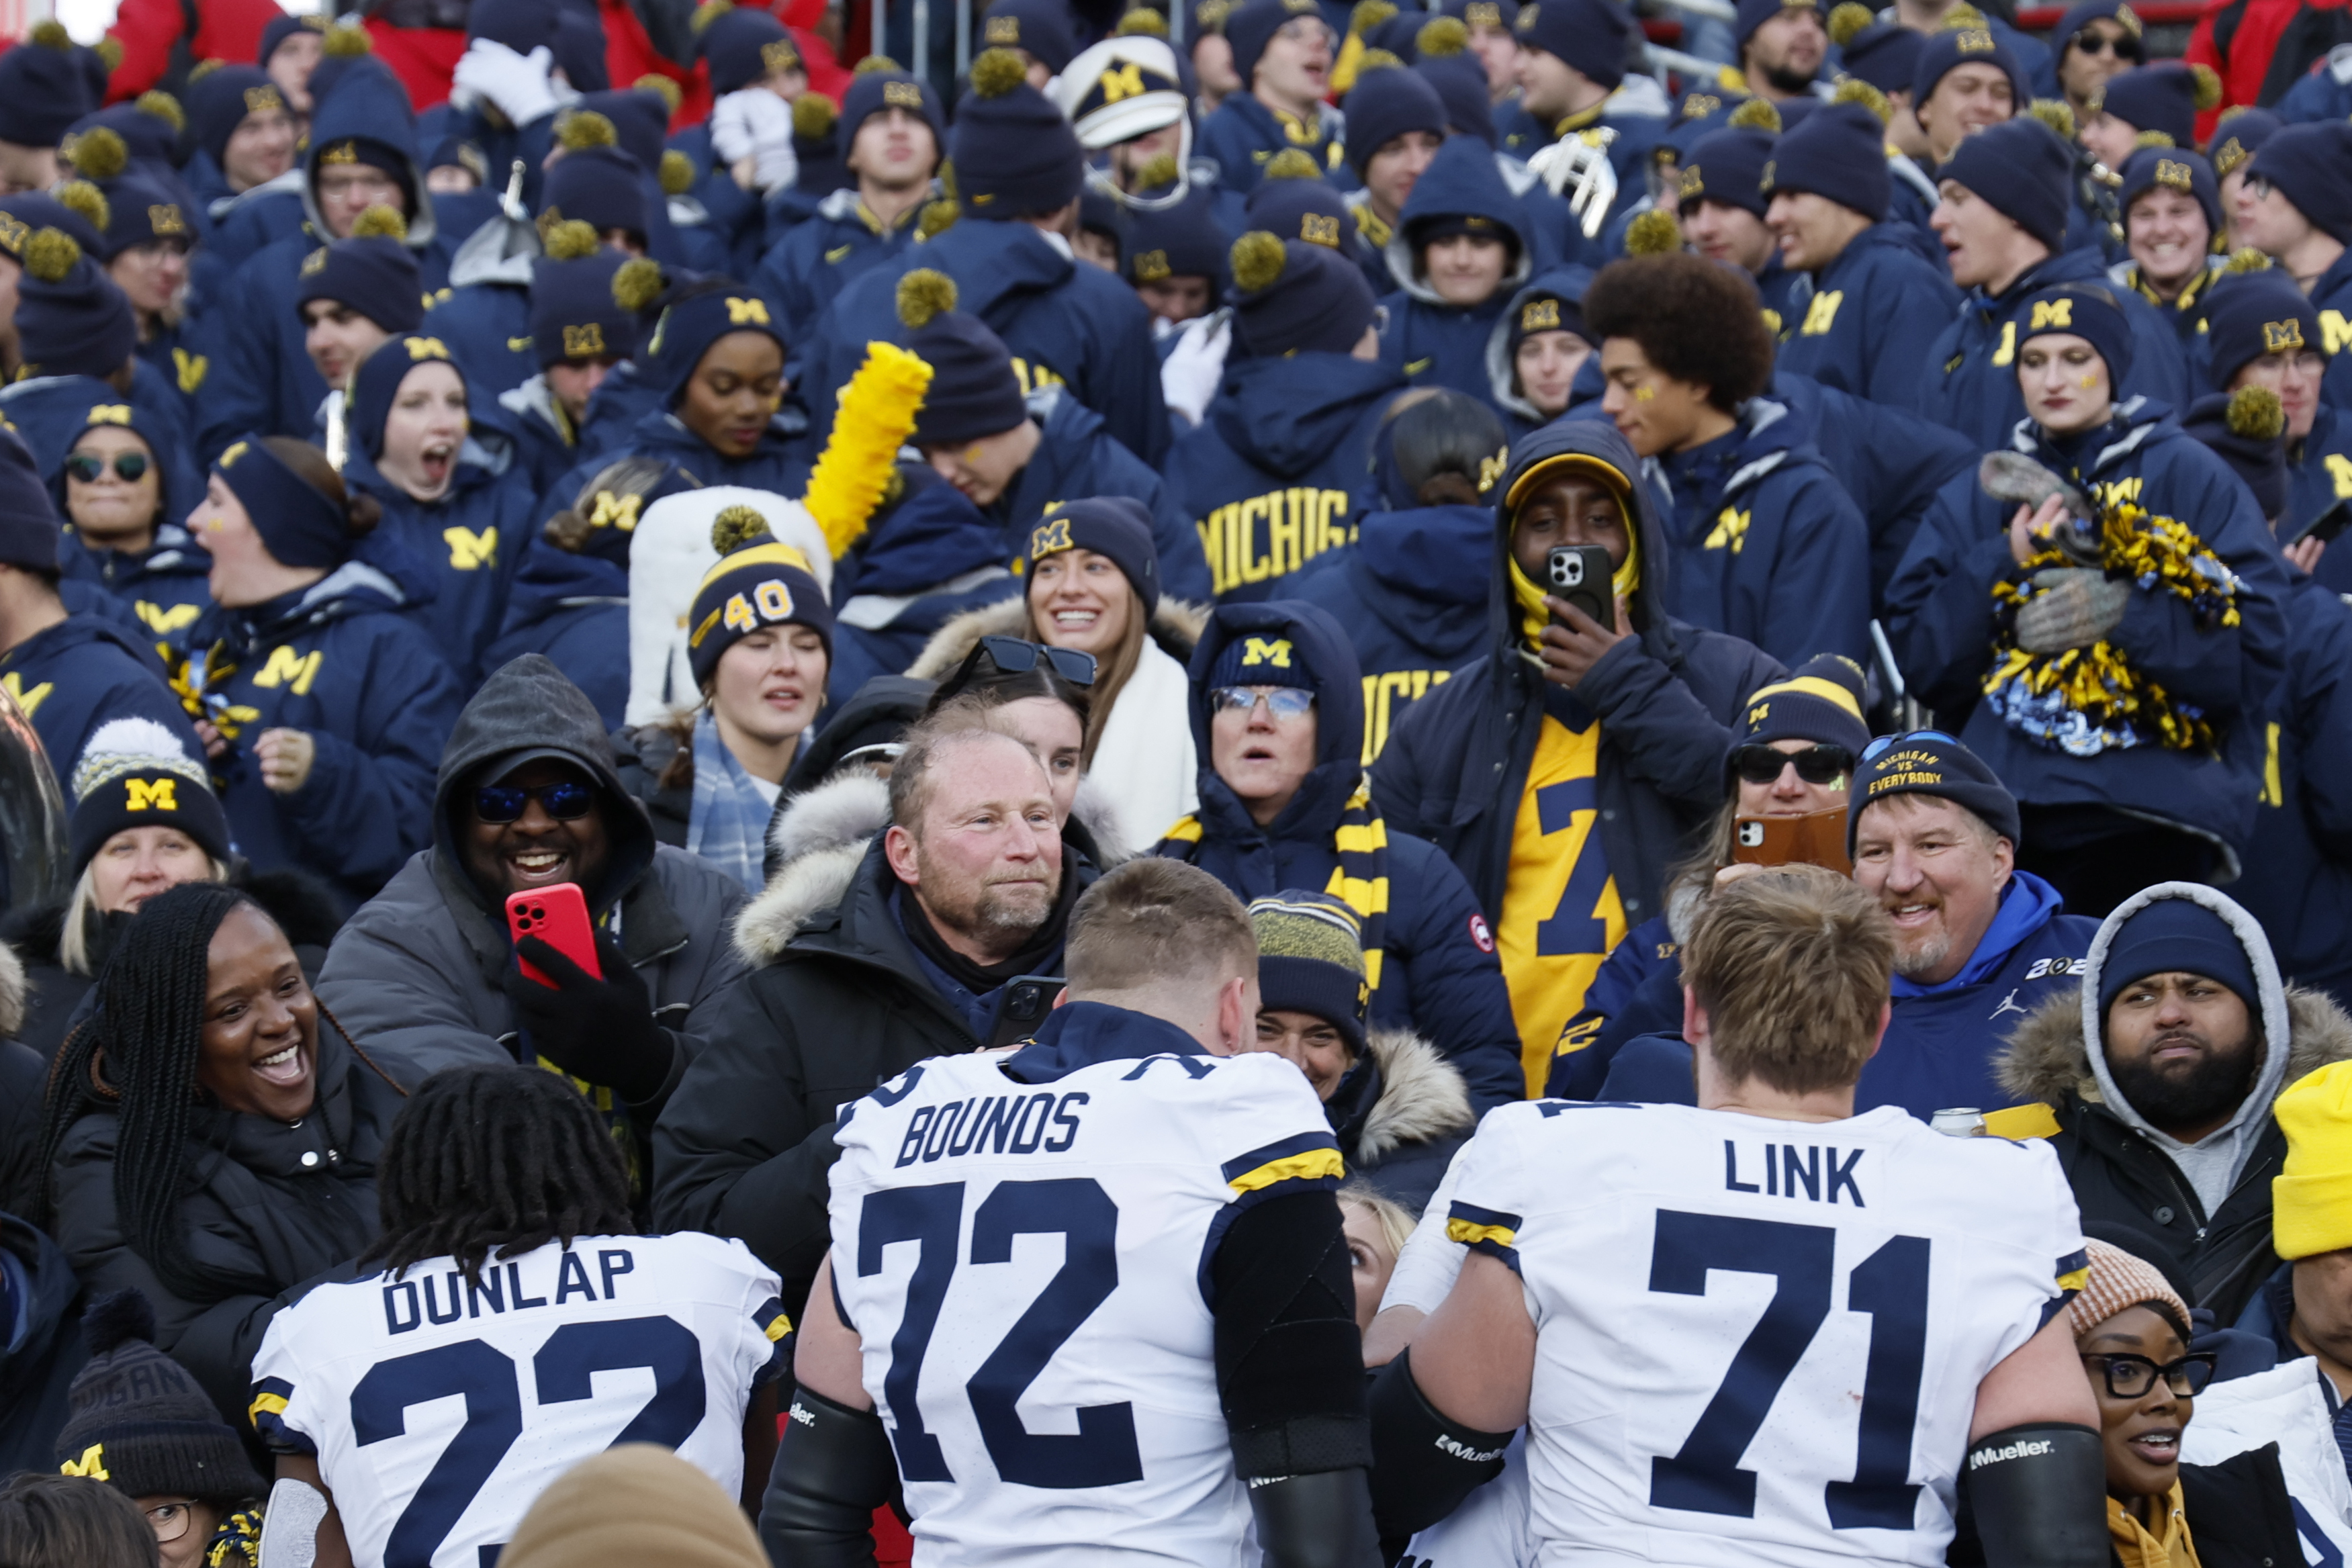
1546;544;1615;630
505;883;600;987
1730;808;1853;876
2285;499;2351;549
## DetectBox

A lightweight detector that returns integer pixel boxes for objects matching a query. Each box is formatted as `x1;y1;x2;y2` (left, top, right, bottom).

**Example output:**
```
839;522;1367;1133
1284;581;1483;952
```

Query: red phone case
505;884;601;986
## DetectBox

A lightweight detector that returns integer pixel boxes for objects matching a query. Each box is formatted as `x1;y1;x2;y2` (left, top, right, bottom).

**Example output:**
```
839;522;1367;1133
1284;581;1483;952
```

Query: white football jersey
250;1232;788;1568
1441;1101;2086;1568
828;1045;1342;1567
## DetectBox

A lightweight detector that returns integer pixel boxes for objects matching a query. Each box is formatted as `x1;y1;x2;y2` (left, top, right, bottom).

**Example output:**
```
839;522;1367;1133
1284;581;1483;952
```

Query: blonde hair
58;852;232;976
1064;858;1256;995
1681;864;1893;1095
1337;1181;1415;1254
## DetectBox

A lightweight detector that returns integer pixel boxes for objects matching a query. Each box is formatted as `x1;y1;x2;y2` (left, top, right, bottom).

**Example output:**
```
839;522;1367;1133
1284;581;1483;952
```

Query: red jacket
102;0;284;100
2187;0;2352;138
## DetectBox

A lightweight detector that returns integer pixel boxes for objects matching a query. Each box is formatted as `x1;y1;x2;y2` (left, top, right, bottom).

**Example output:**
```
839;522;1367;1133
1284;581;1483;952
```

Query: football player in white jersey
1371;866;2108;1568
249;1066;789;1568
766;856;1382;1568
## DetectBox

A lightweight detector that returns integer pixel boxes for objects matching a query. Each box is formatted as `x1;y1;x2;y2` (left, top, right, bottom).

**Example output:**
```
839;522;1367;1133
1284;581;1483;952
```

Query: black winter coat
2174;1446;2305;1568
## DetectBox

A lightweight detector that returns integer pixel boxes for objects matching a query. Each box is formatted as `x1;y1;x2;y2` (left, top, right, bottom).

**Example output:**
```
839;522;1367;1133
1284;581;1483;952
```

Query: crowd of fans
0;0;2350;1558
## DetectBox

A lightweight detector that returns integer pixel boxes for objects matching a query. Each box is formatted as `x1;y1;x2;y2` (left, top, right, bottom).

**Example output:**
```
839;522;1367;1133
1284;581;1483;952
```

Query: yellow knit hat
2273;1058;2352;1261
499;1445;767;1568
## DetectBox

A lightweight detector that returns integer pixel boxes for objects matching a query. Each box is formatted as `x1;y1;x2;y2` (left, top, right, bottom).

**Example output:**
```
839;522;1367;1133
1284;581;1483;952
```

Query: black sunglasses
473;780;596;823
1731;743;1852;785
2081;1351;2215;1400
64;451;150;483
974;635;1097;687
2071;30;2142;58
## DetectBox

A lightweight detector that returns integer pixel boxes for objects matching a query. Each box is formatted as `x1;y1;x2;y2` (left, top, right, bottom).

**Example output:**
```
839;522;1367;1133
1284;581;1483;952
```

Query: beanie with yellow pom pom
1228;230;1379;357
686;500;835;686
15;226;136;381
897;269;1027;447
948;48;1084;218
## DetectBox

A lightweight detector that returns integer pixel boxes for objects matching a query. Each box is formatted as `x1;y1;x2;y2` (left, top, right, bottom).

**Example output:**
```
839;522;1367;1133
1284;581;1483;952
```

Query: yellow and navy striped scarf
1155;780;1392;989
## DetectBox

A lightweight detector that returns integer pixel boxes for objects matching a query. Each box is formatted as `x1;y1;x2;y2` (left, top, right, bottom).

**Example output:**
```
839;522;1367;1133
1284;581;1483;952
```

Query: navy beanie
2117;144;2220;237
1230;234;1377;358
1678;126;1774;218
980;0;1079;73
1418;54;1498;145
1225;0;1327;87
69;733;232;878
1505;271;1589;360
2051;0;2143;58
70;104;181;173
2205;107;2278;181
552;7;609;90
87;170;197;263
1838;20;1924;97
648;281;788;406
1126;192;1229;287
293;234;425;333
1940;116;2073;252
1735;0;1817;50
1343;64;1447;173
543;143;651;236
1249;890;1371;1055
0;30;95;149
214;436;352;570
350;335;465;462
1512;0;1631;90
532;249;639;367
470;0;562;53
1245;166;1354;248
686;516;833;686
1208;629;1320;689
2203;271;2319;386
2098;62;2200;148
1738;653;1872;758
951;57;1085;218
842;67;944;143
1026;497;1161;615
1439;0;1521;29
907;308;1028;447
188;66;288;169
2181;390;2288;522
1764;99;1888;220
0;194;99;263
698;6;800;95
573;88;671;171
14;232;136;382
0;429;58;571
2017;281;2135;387
1847;730;2022;855
259;11;327;65
2096;894;2260;1017
1911;26;2025;111
2248;122;2352;246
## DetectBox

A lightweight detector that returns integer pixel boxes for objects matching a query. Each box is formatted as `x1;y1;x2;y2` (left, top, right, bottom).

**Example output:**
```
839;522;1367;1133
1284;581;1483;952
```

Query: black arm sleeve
758;1385;896;1568
1963;1424;2108;1568
1247;1467;1383;1568
1210;1189;1373;1480
1365;1348;1514;1540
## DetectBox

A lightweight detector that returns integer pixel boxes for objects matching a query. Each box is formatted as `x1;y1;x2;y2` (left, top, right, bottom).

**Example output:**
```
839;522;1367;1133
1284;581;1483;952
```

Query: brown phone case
1729;807;1853;876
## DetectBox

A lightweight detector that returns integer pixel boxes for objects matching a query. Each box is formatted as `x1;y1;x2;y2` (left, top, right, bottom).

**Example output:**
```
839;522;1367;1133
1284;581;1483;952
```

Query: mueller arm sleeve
1247;1467;1384;1568
758;1385;896;1568
1365;1348;1514;1540
1210;1189;1374;1479
1964;1423;2109;1568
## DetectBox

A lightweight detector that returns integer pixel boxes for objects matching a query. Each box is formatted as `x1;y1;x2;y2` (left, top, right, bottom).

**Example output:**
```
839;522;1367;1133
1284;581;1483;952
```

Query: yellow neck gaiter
1508;528;1641;650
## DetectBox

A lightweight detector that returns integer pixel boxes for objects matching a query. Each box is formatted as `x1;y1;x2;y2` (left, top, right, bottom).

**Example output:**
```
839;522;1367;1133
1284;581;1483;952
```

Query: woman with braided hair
40;880;409;1426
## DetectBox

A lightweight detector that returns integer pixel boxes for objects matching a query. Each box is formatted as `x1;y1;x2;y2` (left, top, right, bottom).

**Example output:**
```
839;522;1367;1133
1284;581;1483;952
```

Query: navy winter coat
58;523;213;647
418;275;536;401
1766;370;1978;607
824;469;1022;708
752;189;921;361
1195;94;1352;199
1772;222;1962;406
1373;134;1535;410
997;388;1212;604
345;436;541;690
0;615;202;790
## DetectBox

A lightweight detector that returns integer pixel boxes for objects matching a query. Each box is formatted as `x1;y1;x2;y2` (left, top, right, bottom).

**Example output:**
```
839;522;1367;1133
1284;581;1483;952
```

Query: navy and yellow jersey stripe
2054;1248;2089;1295
754;1295;795;1382
247;1375;313;1453
1222;1131;1347;1197
1445;1200;1523;1273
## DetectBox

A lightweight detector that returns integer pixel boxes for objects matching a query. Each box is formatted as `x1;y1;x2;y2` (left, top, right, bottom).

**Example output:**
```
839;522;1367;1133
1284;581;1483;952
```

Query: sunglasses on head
975;635;1098;687
473;780;596;824
1860;729;1960;765
1731;743;1853;785
1210;686;1317;719
64;451;150;483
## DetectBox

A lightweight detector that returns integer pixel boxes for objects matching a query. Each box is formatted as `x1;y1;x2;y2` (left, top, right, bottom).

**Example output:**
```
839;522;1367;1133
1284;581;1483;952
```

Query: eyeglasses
1731;743;1853;785
1210;686;1316;719
2081;1351;2216;1400
2243;173;2275;201
64;451;150;483
1860;729;1960;764
144;1501;200;1544
976;635;1097;687
473;780;596;823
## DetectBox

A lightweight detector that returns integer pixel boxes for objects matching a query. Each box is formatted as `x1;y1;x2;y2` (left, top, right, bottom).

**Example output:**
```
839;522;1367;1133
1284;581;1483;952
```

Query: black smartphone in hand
1547;544;1616;631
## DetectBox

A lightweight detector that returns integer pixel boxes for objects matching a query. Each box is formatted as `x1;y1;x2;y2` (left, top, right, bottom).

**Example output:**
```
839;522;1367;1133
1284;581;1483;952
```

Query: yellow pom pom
543;218;599;260
793;92;836;138
67;126;126;181
1116;8;1169;36
187;57;225;81
2133;128;2175;148
1349;0;1396;34
2024;98;2077;142
1353;46;1404;71
56;181;108;234
1416;15;1469;55
915;197;958;238
95;36;123;69
805;340;933;557
690;0;734;34
1625;207;1682;255
1196;0;1230;30
1726;96;1781;132
897;267;958;328
612;256;667;311
660;149;696;195
854;53;901;71
134;90;184;133
23;228;78;284
349;203;407;240
970;47;1028;97
27;19;70;48
2226;383;2283;441
634;73;684;113
1263;147;1322;179
558;110;617;150
2217;103;2249;123
1831;77;1892;124
321;22;371;56
2189;61;2222;111
711;504;772;553
1827;2;1873;46
2223;245;2272;275
1230;230;1286;293
1134;151;1180;189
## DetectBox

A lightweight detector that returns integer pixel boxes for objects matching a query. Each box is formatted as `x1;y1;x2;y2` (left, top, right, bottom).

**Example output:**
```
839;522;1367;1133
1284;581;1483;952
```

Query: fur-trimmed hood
0;937;22;1040
904;592;1210;684
731;767;1132;965
1346;1025;1476;1162
1999;982;2352;1113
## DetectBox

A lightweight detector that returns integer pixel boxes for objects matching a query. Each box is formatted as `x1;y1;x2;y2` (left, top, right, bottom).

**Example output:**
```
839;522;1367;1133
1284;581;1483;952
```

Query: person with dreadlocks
1153;599;1523;1115
39;881;410;1428
248;1065;788;1568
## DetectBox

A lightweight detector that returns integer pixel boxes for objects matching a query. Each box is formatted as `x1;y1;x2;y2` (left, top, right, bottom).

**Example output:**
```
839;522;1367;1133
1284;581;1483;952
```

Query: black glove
1965;1423;2108;1568
503;931;677;1105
